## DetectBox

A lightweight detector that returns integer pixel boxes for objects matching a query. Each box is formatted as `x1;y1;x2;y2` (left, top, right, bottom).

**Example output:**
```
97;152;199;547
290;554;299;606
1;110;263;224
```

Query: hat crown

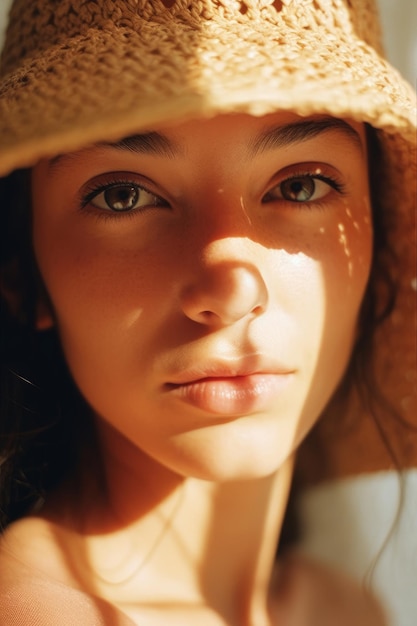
1;0;383;78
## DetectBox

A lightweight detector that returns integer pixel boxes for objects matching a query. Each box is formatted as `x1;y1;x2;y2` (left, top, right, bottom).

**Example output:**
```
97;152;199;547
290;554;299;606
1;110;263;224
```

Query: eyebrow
250;117;363;155
48;116;362;173
101;132;180;158
48;131;180;172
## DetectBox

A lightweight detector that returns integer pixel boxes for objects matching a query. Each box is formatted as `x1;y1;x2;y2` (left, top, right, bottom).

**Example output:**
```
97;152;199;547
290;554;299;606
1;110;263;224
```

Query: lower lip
165;374;293;416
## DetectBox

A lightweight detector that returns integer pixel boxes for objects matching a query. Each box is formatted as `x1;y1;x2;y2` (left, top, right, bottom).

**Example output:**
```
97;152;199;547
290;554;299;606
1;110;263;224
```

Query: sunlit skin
32;112;372;482
27;112;374;624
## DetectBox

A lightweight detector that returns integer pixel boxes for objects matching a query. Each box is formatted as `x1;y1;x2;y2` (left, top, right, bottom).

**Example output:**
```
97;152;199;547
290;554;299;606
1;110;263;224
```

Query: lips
165;361;294;416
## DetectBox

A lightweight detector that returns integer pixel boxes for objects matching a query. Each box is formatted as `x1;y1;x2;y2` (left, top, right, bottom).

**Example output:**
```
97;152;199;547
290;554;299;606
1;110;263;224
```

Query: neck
63;428;294;625
201;464;293;625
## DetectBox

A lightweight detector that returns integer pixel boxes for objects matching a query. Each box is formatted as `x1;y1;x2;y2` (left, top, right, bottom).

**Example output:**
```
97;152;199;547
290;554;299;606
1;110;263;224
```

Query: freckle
401;396;412;412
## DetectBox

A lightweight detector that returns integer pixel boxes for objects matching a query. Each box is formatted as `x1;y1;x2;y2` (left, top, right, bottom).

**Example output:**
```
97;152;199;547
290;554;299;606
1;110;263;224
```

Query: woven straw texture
0;0;415;173
0;0;416;478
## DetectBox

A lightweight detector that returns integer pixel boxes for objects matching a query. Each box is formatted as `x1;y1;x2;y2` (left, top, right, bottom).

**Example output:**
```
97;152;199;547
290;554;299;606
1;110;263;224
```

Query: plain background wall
0;1;416;84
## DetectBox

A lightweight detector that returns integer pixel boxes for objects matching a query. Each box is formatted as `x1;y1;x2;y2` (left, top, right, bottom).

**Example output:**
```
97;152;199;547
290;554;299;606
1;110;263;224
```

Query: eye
280;176;316;202
263;173;344;204
85;182;168;212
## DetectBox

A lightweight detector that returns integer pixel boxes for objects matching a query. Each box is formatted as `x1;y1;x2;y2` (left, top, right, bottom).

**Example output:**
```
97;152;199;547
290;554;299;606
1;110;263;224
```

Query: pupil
283;177;314;201
105;185;138;211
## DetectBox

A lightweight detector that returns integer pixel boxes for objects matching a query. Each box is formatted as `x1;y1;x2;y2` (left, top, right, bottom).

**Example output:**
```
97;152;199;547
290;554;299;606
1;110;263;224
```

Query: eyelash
80;177;168;220
262;171;346;208
79;168;346;221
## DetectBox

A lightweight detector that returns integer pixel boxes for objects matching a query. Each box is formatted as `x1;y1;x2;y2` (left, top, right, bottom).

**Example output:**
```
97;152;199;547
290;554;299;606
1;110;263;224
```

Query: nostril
252;304;264;316
200;311;214;322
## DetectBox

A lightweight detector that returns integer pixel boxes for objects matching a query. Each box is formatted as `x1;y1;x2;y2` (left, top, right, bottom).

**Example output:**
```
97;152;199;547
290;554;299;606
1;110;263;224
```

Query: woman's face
32;112;372;481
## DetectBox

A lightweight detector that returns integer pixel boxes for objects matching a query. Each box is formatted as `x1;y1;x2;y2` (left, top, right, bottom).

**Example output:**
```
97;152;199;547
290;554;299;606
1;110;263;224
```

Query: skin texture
32;112;372;484
1;111;377;625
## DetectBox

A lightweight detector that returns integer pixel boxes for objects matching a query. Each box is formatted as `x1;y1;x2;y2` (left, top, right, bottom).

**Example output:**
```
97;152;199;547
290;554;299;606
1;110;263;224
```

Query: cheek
32;220;171;381
321;205;373;317
32;233;171;415
33;224;161;318
281;200;372;346
292;205;373;433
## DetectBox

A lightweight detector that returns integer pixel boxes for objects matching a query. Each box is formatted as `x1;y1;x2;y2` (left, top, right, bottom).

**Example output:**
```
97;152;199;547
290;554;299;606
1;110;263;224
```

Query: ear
33;265;55;330
1;258;24;320
1;258;54;330
35;289;54;330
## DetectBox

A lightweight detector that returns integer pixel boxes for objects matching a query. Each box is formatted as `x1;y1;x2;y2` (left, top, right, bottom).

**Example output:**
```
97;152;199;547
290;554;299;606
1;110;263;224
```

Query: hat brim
0;16;415;176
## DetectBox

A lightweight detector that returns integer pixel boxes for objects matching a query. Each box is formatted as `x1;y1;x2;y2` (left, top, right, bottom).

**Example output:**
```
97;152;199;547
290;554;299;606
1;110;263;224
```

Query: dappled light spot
337;222;353;277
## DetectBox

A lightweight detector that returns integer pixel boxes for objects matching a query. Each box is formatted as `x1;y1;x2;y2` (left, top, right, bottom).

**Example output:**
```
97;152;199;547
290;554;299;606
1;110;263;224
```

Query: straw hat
0;0;416;478
0;0;415;173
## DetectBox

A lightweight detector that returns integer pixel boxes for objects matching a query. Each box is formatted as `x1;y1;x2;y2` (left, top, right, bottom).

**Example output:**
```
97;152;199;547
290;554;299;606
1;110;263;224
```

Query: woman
0;0;415;624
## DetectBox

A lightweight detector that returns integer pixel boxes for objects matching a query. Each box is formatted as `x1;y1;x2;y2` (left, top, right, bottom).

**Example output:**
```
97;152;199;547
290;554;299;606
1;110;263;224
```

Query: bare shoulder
0;518;134;626
0;515;75;585
269;554;388;626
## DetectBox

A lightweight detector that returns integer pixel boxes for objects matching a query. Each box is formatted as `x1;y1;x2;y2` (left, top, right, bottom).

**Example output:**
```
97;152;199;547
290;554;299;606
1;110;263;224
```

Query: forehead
156;112;364;148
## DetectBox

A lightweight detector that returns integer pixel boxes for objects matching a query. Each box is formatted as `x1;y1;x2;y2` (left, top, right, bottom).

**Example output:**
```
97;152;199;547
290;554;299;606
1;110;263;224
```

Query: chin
152;422;297;483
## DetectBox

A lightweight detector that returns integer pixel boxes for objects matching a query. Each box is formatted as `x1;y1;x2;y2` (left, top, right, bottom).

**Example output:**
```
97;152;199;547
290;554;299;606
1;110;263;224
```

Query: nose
180;257;268;327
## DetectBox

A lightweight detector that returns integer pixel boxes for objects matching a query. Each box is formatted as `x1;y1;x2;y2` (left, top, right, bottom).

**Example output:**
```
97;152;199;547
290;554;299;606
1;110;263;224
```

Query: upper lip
165;356;295;386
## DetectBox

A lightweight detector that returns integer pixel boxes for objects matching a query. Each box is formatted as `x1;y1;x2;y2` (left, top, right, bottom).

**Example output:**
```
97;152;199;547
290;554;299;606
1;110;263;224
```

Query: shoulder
0;518;134;626
0;515;75;585
0;570;109;625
